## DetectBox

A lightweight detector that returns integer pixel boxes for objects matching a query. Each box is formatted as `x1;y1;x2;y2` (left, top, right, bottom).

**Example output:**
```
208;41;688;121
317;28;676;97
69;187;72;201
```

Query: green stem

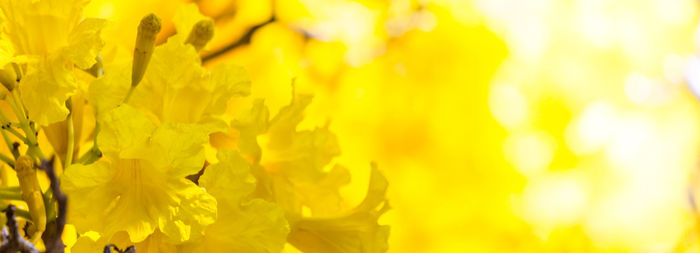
0;190;22;200
0;186;19;191
77;120;101;164
3;126;28;143
123;86;136;104
9;90;45;160
0;130;17;159
0;152;14;168
0;108;23;158
65;112;75;169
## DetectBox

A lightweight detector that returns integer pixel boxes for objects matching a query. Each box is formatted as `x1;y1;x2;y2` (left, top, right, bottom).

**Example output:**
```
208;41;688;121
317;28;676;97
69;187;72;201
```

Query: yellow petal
264;127;341;179
64;18;107;69
62;161;119;236
263;93;341;176
181;199;289;253
157;179;217;243
206;63;251;112
287;166;390;253
266;94;313;148
19;57;77;126
144;38;202;90
0;0;89;56
88;63;130;116
0;39;15;68
231;99;269;160
133;230;177;253
146;122;209;177
289;215;390;253
129;38;202;122
199;149;256;203
98;105;155;155
288;164;350;216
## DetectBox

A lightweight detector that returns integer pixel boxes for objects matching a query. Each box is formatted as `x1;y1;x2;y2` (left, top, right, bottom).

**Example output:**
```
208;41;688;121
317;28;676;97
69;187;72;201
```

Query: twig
0;205;40;253
201;16;276;63
39;159;67;253
104;244;135;253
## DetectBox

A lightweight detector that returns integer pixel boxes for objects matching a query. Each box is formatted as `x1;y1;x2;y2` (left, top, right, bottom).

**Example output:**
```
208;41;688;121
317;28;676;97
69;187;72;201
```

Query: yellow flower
71;149;289;253
89;37;249;130
230;99;269;161
258;93;346;216
180;149;289;252
0;0;106;125
61;105;217;243
230;91;391;252
287;166;390;253
89;5;248;132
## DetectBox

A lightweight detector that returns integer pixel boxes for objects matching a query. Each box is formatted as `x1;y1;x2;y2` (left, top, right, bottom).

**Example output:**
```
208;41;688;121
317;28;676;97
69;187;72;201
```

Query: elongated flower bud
0;65;17;91
15;155;46;240
132;13;161;87
185;19;215;52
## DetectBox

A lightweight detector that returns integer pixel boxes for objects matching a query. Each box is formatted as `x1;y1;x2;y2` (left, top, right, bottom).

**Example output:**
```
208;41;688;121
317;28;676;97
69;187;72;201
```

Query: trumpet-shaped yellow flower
229;91;390;252
256;93;346;216
71;149;288;253
180;149;288;252
0;0;106;125
287;166;390;253
61;105;217;243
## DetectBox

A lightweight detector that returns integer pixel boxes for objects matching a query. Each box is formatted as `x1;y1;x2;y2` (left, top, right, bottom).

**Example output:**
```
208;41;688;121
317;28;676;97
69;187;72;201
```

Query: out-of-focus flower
223;90;391;252
287;165;390;253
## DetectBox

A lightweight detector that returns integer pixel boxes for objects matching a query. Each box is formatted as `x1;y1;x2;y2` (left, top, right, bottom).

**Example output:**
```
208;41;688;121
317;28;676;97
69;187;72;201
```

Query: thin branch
201;16;276;63
0;205;40;253
39;159;67;253
104;244;136;253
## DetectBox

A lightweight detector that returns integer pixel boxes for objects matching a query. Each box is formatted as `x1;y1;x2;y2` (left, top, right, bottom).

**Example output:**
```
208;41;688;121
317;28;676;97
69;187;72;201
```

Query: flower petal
181;199;289;253
199;149;256;203
157;179;217;243
19;58;76;126
98;105;155;155
64;18;107;69
147;122;209;177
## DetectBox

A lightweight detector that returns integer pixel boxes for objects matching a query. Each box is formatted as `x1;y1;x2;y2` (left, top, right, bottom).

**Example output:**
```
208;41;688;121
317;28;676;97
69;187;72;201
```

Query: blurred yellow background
85;0;700;251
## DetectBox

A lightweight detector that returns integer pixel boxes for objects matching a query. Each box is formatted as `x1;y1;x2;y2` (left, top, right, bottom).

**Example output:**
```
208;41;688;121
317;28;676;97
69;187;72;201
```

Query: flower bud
132;13;161;87
185;19;215;52
0;64;18;91
15;155;46;240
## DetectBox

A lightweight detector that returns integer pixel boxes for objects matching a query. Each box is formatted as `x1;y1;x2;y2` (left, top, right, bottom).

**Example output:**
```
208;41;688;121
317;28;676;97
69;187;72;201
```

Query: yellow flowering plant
0;1;389;252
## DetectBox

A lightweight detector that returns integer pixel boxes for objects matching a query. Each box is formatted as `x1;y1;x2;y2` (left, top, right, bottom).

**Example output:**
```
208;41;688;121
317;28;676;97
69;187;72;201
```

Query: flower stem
3;126;28;143
8;90;45;160
65;110;75;169
123;86;135;104
0;152;14;168
0;190;22;200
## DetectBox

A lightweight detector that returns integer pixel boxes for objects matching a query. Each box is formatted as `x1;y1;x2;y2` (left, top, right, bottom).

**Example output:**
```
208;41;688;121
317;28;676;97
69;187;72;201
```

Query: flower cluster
0;1;389;252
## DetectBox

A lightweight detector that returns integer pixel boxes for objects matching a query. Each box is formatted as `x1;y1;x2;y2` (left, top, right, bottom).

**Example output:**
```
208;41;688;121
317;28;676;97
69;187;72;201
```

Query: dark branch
39;159;67;253
103;244;135;253
201;16;276;63
0;205;40;253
